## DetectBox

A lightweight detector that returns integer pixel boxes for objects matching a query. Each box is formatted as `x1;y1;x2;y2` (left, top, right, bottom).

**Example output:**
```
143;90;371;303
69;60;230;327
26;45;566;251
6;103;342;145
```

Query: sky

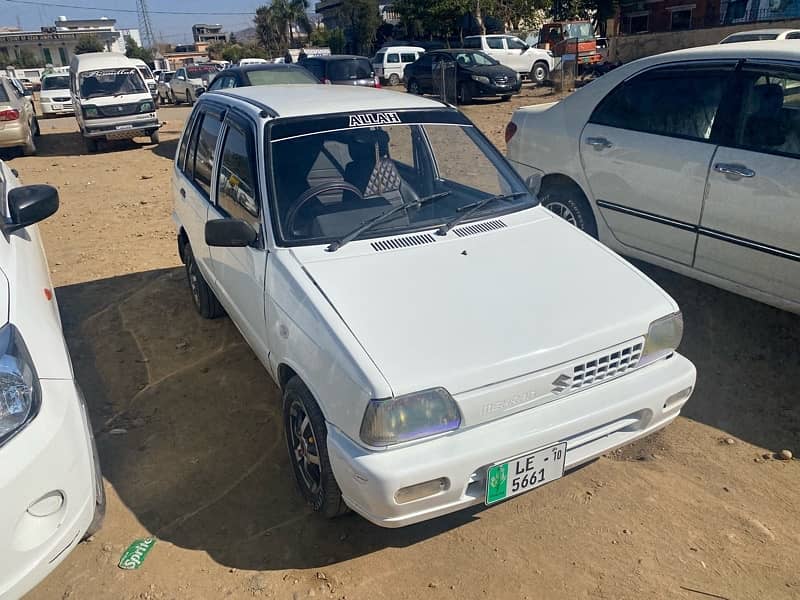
0;0;272;44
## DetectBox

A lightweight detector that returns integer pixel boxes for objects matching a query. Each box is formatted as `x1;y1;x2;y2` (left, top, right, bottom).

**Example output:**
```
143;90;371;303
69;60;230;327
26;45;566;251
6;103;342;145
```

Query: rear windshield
246;68;319;85
42;75;70;90
79;68;147;99
187;65;218;78
328;59;372;81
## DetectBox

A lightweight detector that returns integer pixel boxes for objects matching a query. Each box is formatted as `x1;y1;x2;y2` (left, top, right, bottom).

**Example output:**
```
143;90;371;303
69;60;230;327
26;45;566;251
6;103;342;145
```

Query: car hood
298;210;676;398
465;64;517;77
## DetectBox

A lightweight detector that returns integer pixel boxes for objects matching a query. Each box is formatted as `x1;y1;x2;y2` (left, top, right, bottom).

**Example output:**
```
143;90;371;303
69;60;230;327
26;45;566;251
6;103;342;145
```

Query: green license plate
486;442;567;505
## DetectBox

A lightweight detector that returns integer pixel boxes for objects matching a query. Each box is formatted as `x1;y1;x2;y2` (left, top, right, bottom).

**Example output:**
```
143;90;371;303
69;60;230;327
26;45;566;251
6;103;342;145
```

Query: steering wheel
286;181;363;234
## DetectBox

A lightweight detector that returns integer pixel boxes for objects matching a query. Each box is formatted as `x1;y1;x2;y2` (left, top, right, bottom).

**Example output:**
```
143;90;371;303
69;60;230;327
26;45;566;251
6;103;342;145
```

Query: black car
206;64;319;91
298;55;379;87
404;49;521;104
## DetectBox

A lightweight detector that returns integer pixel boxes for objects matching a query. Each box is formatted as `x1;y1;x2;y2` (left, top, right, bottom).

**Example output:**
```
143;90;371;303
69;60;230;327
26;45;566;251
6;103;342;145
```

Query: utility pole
136;0;157;48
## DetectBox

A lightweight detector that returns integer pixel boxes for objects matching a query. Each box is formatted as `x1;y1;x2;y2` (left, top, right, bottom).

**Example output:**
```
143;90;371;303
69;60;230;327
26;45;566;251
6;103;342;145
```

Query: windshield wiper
435;192;527;236
327;191;451;252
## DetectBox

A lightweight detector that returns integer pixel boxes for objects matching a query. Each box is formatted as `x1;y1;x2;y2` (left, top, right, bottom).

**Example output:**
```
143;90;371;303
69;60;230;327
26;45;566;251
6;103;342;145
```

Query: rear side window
217;121;259;222
590;65;732;142
193;111;223;197
401;53;417;62
487;37;504;49
328;59;372;80
387;53;400;63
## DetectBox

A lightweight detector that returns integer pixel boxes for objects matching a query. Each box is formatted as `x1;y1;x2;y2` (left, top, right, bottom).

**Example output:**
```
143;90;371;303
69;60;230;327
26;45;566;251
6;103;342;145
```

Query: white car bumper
40;102;72;116
327;353;695;528
0;379;98;600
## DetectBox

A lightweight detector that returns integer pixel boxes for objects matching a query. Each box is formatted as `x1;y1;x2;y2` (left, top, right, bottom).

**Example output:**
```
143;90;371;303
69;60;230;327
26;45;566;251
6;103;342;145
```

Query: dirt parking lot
7;86;800;600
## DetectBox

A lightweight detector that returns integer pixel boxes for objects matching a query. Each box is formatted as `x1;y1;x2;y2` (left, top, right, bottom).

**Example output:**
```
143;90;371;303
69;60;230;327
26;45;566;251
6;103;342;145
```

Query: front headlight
83;105;98;118
471;75;491;85
360;387;461;447
0;324;40;446
139;101;154;112
640;312;683;367
40;96;52;103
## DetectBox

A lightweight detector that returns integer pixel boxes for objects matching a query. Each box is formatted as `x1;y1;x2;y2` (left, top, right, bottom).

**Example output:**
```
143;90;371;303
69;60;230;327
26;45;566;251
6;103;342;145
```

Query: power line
1;0;257;15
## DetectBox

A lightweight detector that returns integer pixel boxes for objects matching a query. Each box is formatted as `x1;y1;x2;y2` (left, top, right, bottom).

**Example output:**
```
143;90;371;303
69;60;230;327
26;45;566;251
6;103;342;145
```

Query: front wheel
150;130;160;144
186;90;193;104
388;73;400;86
457;81;473;105
531;61;549;85
183;241;225;319
173;90;182;105
283;377;348;519
500;94;512;102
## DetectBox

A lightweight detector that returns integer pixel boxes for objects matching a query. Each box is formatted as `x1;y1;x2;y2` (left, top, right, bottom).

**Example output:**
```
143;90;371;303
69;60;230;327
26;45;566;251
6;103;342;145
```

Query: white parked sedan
173;85;695;527
0;163;105;598
507;42;800;314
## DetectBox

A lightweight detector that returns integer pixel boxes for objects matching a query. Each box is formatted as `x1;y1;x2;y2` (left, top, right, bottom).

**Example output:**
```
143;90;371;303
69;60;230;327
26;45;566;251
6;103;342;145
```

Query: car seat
345;130;405;205
743;83;786;148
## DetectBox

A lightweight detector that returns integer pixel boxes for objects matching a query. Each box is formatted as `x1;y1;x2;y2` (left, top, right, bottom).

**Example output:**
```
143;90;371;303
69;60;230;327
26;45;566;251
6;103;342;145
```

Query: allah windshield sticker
348;112;401;127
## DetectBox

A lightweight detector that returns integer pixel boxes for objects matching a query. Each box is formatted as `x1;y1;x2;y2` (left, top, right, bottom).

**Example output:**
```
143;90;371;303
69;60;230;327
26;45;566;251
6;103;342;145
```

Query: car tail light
505;121;518;143
0;109;20;122
374;76;381;88
322;78;331;85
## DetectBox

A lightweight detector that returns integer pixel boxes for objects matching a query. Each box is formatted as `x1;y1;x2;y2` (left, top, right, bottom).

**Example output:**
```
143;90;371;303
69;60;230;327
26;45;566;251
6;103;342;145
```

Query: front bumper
328;353;695;528
474;81;522;97
0;121;27;148
40;102;73;116
0;379;99;599
83;114;160;139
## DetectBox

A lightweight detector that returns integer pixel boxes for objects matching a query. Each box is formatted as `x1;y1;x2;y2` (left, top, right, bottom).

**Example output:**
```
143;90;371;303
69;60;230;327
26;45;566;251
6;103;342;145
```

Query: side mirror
5;185;59;233
196;88;205;97
205;218;257;247
525;173;543;197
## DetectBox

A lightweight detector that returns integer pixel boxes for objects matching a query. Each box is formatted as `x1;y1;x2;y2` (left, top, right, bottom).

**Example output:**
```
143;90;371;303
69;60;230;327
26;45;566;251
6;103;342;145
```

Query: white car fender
265;250;392;441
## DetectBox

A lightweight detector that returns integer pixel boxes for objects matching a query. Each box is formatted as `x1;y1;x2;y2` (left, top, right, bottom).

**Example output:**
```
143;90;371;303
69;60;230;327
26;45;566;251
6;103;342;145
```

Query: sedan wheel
532;62;549;85
407;79;420;95
545;201;578;225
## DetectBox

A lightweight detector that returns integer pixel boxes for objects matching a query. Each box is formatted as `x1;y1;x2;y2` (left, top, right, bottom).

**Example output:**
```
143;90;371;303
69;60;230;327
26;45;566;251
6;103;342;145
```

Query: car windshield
268;114;536;246
136;65;153;80
453;51;498;66
41;75;70;90
187;65;217;78
79;68;147;99
565;22;594;40
328;59;372;80
246;68;319;85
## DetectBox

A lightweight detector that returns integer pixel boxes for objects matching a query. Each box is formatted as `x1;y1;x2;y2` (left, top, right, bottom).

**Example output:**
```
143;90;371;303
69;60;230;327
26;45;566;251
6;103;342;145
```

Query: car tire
183;241;225;319
32;117;40;137
500;94;512;101
22;130;36;156
173;91;182;105
84;137;98;153
539;183;598;238
407;78;420;95
186;90;193;104
283;376;349;519
457;81;473;105
388;73;400;86
150;130;160;144
531;61;549;85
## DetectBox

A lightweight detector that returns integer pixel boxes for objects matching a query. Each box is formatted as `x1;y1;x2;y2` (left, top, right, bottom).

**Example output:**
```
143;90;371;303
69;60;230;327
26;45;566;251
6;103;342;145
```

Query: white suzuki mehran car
172;85;696;527
0;162;105;598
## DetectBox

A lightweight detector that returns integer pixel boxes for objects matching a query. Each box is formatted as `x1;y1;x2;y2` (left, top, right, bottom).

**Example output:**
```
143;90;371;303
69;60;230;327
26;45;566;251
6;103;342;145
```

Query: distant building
0;16;135;67
192;24;229;44
316;0;395;30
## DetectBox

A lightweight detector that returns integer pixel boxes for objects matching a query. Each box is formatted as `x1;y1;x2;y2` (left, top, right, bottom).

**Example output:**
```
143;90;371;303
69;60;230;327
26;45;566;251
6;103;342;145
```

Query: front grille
493;75;510;85
453;219;507;237
97;103;140;117
552;341;644;394
371;233;436;251
53;97;70;102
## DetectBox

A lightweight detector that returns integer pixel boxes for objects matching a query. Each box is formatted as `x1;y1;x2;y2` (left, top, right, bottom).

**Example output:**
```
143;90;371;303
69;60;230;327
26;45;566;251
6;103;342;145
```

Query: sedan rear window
246;68;318;86
328;59;372;81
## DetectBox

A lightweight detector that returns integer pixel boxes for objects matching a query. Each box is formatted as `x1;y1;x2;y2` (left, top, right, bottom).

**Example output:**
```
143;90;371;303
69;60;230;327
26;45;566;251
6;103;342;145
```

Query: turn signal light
0;109;20;122
505;121;517;143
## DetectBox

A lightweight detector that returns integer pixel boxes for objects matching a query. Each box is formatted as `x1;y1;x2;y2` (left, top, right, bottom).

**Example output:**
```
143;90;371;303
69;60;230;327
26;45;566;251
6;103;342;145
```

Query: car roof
227;64;310;73
302;55;369;61
725;28;800;35
640;39;800;64
71;52;132;70
208;84;445;118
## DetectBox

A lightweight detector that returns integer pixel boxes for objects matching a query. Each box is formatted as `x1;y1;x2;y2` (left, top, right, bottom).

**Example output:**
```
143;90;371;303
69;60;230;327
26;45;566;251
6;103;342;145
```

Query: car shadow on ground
55;263;799;571
150;138;178;161
32;130;158;157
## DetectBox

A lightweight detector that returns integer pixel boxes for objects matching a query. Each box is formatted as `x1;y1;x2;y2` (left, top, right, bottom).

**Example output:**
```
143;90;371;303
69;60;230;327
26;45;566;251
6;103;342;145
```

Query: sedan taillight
0;109;20;122
374;76;381;88
505;121;518;143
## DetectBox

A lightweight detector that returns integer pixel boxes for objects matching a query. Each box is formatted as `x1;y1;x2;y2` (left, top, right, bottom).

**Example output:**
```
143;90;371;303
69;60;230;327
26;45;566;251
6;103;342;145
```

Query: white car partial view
720;28;800;43
170;64;218;104
506;42;800;314
38;73;72;118
0;162;105;598
173;85;696;527
464;34;554;84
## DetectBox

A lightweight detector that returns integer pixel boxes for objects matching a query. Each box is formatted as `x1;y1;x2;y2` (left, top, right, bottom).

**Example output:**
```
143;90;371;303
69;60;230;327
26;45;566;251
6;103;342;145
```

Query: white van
130;57;158;99
239;58;269;66
69;52;160;152
371;45;424;85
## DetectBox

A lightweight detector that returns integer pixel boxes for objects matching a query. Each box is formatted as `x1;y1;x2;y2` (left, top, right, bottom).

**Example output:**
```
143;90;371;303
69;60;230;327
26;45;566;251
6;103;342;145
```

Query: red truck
537;21;602;67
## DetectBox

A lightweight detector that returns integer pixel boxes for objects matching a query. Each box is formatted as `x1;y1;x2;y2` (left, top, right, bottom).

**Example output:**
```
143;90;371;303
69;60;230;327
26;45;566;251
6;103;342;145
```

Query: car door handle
179;188;186;198
714;163;755;179
585;136;613;149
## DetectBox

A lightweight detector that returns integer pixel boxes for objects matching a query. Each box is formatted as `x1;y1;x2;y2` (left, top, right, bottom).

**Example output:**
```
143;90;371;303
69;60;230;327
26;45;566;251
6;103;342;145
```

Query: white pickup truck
464;34;554;84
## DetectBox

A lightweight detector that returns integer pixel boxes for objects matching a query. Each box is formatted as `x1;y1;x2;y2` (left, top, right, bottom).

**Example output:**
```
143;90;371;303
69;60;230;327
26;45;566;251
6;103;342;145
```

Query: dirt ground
6;85;799;600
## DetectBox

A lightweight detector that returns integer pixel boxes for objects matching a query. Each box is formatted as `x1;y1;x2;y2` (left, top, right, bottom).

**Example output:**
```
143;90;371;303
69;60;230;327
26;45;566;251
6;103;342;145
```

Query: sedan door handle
714;163;755;179
585;136;613;149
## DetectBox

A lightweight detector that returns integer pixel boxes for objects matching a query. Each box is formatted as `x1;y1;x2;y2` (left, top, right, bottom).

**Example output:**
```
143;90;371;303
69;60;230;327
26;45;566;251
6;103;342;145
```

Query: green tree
337;0;381;55
124;35;154;64
328;28;346;53
74;34;105;54
255;4;284;56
